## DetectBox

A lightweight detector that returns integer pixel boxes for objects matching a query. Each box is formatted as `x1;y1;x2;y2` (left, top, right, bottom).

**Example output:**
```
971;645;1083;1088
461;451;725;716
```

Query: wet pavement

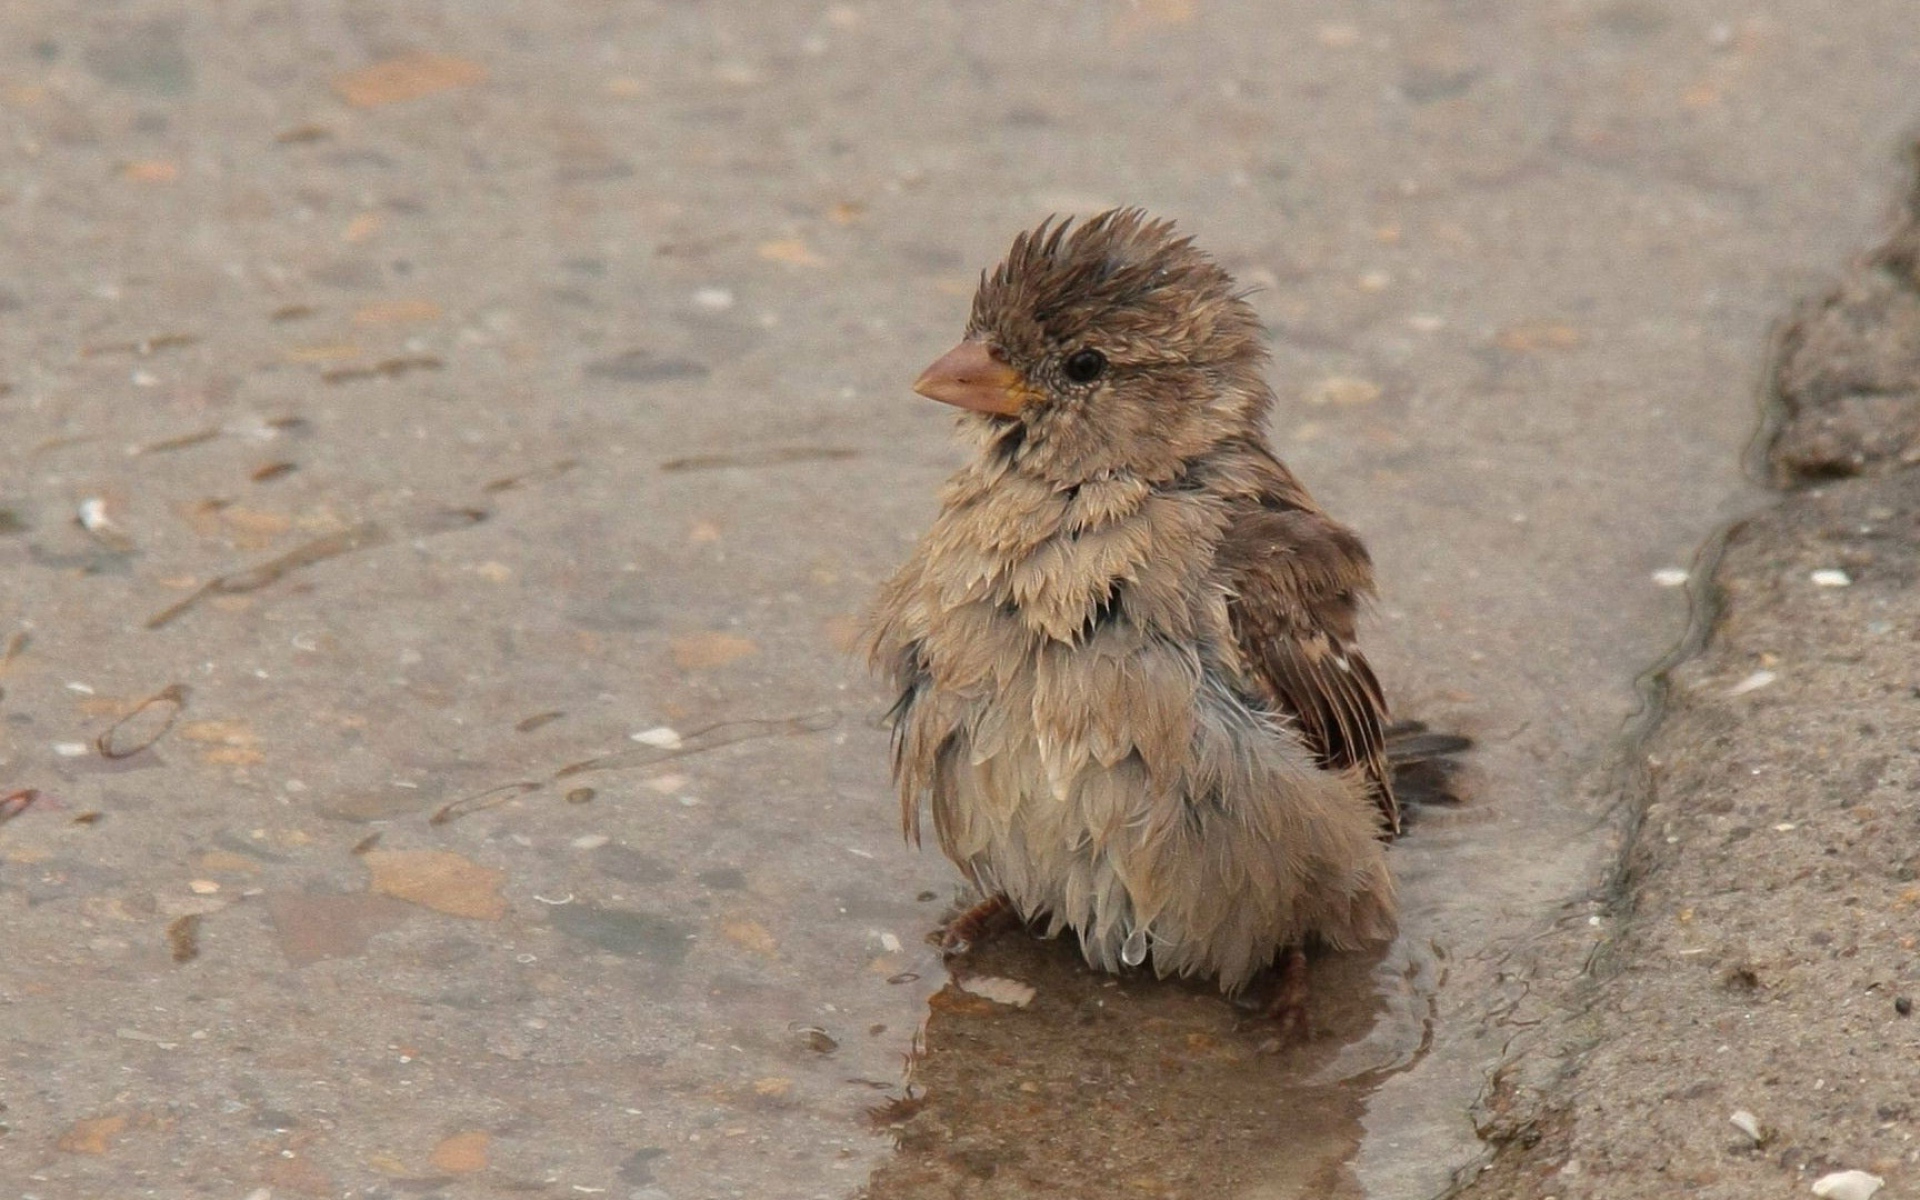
1469;145;1920;1200
3;4;1919;1198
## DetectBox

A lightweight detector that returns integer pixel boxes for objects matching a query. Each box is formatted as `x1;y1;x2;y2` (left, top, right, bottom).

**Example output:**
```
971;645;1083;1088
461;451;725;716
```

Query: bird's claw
1256;946;1312;1046
931;894;1013;960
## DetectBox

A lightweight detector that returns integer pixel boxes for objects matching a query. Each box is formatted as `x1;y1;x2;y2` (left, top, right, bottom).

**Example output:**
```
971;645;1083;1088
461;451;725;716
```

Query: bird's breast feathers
868;474;1394;989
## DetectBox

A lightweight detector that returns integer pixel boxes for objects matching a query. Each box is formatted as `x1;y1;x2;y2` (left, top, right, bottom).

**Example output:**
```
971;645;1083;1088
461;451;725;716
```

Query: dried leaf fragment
97;683;188;759
57;1115;128;1155
660;445;859;472
320;355;443;384
364;849;507;919
122;160;179;184
722;918;778;956
1113;0;1196;44
757;239;824;267
181;719;255;745
353;298;443;325
427;1130;490;1173
671;632;758;670
166;914;201;962
333;53;485;108
0;788;40;825
1303;376;1382;407
429;780;540;825
145;523;388;629
1494;322;1583;352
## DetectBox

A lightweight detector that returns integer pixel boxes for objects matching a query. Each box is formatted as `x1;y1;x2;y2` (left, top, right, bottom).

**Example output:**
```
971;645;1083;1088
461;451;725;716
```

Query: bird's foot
931;894;1014;958
1257;946;1312;1047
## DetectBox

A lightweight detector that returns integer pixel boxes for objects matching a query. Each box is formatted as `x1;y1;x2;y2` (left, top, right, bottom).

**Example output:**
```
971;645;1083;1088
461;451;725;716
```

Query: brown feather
1216;499;1400;834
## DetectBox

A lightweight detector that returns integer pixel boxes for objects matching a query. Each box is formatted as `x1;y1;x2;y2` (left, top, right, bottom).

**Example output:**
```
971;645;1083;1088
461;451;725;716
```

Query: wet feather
868;209;1401;992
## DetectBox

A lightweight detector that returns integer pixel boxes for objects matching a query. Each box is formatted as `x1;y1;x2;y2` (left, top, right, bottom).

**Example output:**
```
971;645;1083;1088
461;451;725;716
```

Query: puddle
3;1;1917;1198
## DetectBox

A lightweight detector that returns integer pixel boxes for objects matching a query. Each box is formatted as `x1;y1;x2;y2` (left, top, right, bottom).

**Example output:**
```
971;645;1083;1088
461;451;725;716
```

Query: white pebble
571;834;611;850
1811;1170;1884;1200
1725;669;1776;697
1651;567;1689;587
54;742;91;757
1810;569;1852;588
879;932;902;954
692;287;735;311
1728;1110;1763;1142
957;975;1036;1008
631;726;683;749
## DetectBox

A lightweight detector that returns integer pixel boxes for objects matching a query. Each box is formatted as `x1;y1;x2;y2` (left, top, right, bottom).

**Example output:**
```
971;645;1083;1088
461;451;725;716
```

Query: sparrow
868;210;1439;1020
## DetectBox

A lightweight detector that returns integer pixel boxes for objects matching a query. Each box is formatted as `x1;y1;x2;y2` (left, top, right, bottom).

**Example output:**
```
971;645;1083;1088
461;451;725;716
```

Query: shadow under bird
867;210;1464;1031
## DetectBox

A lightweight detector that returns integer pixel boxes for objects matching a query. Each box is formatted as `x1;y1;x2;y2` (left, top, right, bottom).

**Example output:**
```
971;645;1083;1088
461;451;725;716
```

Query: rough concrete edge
1450;135;1920;1198
1758;135;1920;489
1438;515;1744;1195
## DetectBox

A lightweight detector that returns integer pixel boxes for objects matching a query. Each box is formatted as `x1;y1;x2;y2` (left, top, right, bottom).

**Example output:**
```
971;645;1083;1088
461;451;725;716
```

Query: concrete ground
1468;152;1920;1200
1;4;1918;1199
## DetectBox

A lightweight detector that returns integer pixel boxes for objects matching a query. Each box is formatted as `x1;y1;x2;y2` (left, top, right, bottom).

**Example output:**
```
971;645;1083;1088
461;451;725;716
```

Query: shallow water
3;3;1917;1198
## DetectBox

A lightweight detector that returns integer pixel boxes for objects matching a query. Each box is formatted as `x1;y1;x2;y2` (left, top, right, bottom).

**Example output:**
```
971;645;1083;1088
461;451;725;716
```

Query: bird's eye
1063;348;1107;384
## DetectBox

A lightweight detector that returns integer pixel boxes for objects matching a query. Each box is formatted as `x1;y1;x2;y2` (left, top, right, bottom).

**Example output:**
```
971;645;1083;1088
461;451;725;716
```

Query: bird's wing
1218;506;1398;836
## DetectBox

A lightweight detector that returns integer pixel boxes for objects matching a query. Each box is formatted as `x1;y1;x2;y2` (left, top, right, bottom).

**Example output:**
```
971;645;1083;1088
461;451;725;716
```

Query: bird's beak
912;341;1028;416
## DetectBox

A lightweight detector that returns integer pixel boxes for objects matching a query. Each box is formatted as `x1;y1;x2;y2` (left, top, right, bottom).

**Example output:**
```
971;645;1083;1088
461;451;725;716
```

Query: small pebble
956;975;1037;1008
1303;376;1382;406
631;726;683;749
692;287;735;311
571;834;610;850
1725;670;1776;697
54;742;91;757
1811;1170;1884;1200
1896;996;1912;1016
188;880;220;895
1651;567;1689;587
78;498;115;532
1810;569;1852;588
1729;1109;1763;1143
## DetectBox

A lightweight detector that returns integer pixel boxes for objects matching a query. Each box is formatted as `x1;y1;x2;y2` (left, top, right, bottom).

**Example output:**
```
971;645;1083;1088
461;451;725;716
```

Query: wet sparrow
869;211;1436;1020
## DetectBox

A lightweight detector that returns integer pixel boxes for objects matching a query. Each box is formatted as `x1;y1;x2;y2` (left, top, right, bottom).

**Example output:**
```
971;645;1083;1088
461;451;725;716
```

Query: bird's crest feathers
969;209;1257;368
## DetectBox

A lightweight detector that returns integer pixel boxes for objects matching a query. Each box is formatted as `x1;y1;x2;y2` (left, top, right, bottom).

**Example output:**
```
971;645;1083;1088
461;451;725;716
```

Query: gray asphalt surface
2;4;1918;1198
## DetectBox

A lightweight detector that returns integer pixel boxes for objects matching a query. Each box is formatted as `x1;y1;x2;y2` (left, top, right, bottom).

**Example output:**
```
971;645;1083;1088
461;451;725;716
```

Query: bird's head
914;209;1271;483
